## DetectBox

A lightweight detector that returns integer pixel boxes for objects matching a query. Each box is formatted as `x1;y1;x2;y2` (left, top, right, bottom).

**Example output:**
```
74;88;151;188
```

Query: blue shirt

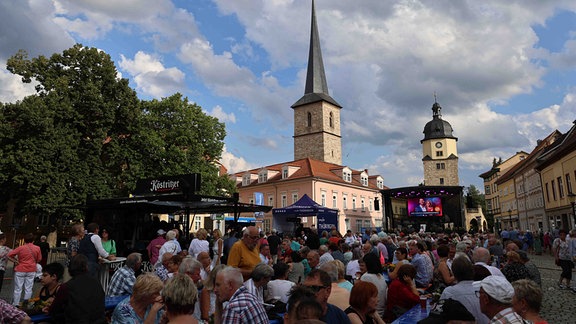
106;266;136;297
111;296;164;324
321;303;351;324
411;253;433;287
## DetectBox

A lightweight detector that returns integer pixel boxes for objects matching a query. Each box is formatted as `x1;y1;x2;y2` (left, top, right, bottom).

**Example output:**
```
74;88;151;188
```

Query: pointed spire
292;0;341;108
305;0;329;95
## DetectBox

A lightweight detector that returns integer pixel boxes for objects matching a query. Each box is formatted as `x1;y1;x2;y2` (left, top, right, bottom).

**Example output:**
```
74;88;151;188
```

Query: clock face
435;142;442;148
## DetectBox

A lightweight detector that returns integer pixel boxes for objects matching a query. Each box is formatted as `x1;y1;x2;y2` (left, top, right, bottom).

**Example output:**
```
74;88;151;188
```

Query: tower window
436;163;445;169
307;112;312;127
436;151;443;157
329;112;334;128
440;178;444;185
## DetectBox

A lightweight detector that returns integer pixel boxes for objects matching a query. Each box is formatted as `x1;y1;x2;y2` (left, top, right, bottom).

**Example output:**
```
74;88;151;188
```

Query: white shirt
188;238;209;258
157;239;181;266
474;261;505;277
89;233;109;258
267;279;295;303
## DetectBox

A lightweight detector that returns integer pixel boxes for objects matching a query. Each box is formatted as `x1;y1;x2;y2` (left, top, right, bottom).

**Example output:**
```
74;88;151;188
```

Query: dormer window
282;168;288;179
242;174;251;186
361;175;368;186
343;169;352;182
377;179;384;189
258;169;268;183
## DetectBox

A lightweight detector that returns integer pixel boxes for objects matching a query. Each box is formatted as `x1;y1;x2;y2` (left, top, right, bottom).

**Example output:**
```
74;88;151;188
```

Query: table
99;257;126;292
391;299;431;324
30;295;128;323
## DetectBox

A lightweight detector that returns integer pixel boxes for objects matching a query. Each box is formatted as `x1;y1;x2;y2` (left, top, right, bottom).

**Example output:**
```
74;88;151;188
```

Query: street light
568;192;576;229
508;208;512;229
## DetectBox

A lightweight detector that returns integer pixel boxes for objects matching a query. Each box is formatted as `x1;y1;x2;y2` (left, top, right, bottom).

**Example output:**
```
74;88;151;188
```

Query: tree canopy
0;44;235;221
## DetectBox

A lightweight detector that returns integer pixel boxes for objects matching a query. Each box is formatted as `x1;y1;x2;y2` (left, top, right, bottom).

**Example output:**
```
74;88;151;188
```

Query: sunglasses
304;285;328;293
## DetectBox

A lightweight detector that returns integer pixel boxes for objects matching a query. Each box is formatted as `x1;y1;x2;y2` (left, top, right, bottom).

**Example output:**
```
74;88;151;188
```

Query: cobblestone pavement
1;253;574;322
530;252;576;324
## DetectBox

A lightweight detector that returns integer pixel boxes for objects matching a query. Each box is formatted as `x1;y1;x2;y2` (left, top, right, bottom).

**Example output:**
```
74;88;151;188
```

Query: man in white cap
147;229;166;265
477;275;524;323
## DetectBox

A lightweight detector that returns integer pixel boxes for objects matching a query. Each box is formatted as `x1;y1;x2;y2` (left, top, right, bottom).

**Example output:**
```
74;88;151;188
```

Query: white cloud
119;51;185;98
0;62;37;103
220;145;258;174
208;105;236;124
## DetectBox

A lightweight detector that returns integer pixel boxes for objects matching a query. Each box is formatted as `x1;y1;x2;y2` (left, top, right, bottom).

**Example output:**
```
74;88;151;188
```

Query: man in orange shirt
227;226;261;281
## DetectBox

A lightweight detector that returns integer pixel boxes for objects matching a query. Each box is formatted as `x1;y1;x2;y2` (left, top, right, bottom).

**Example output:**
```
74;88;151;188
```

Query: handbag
26;245;43;279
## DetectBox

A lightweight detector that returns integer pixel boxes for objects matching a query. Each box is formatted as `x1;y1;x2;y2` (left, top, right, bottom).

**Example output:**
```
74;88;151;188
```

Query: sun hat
474;275;514;304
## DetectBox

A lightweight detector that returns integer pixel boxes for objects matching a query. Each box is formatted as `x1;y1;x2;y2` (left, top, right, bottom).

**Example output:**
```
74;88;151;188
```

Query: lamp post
568;192;576;229
508;209;512;229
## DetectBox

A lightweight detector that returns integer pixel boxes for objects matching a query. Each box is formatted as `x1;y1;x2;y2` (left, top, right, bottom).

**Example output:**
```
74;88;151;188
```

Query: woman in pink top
8;233;41;306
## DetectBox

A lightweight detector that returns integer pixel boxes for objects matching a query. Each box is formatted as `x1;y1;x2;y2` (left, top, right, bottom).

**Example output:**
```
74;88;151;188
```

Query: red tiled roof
233;157;386;190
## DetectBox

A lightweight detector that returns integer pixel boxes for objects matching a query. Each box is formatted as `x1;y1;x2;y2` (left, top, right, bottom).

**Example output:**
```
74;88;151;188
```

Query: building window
343;171;352;182
364;219;371;229
352;198;357;210
485;185;491;195
567;173;573;194
440;178;444;185
343;196;348;209
545;183;550;202
307;112;312;127
329;112;334;128
281;194;287;207
436;163;445;170
361;198;365;211
194;216;201;232
557;177;564;198
292;193;298;204
258;172;267;183
268;196;274;208
242;174;251;186
282;169;288;179
332;195;337;208
356;219;363;233
361;176;368;186
369;199;373;211
321;192;326;206
551;180;557;200
377;179;384;189
263;219;271;233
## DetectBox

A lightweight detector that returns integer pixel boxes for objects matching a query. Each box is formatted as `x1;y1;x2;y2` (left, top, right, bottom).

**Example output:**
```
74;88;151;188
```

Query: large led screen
407;197;443;217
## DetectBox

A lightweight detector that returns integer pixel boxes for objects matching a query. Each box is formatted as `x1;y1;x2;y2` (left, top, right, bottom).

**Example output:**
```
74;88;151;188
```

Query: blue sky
1;0;576;192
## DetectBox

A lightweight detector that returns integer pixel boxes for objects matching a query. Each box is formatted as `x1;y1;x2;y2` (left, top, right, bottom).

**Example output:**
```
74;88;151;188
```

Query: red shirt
385;279;420;321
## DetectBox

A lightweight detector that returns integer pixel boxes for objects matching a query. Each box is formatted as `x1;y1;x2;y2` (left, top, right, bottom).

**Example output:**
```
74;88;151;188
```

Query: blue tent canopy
272;194;338;234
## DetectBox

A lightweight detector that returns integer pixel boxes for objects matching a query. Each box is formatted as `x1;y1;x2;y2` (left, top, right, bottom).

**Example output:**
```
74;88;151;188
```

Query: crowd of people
0;223;575;323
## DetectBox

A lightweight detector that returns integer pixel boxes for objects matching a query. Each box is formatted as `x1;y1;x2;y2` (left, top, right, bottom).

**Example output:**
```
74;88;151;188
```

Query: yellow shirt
227;240;260;273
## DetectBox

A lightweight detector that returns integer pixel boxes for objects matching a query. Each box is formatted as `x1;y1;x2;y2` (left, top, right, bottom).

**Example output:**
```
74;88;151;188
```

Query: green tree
0;44;235;224
465;184;485;208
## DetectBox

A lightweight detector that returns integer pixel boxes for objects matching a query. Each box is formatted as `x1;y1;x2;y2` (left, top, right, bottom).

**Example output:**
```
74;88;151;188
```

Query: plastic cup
420;295;427;309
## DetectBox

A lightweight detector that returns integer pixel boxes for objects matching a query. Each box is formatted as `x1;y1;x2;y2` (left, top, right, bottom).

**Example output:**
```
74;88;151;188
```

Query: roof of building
422;101;457;142
233;157;386;190
535;120;576;171
495;130;563;185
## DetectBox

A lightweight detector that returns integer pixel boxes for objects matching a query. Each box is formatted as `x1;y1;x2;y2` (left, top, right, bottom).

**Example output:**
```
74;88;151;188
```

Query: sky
1;0;576;193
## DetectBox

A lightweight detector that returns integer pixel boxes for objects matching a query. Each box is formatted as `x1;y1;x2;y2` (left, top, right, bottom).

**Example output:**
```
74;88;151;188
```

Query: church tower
292;0;342;165
421;100;459;186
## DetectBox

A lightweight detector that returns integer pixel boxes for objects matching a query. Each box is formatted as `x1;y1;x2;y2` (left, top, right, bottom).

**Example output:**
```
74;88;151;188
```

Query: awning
225;217;256;223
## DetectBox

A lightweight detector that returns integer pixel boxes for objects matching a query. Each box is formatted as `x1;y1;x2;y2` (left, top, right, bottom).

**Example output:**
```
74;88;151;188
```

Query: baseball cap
157;229;166;235
473;275;514;304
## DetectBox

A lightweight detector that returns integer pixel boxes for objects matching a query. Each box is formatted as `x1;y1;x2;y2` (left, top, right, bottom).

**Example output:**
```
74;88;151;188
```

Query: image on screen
407;197;443;217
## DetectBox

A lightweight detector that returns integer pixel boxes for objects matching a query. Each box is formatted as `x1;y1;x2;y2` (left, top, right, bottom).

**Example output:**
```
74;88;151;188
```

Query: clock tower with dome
421;100;459;186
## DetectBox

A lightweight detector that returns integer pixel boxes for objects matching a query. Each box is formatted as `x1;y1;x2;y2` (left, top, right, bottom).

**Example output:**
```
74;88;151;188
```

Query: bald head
197;251;211;267
242;226;259;249
472;247;491;264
